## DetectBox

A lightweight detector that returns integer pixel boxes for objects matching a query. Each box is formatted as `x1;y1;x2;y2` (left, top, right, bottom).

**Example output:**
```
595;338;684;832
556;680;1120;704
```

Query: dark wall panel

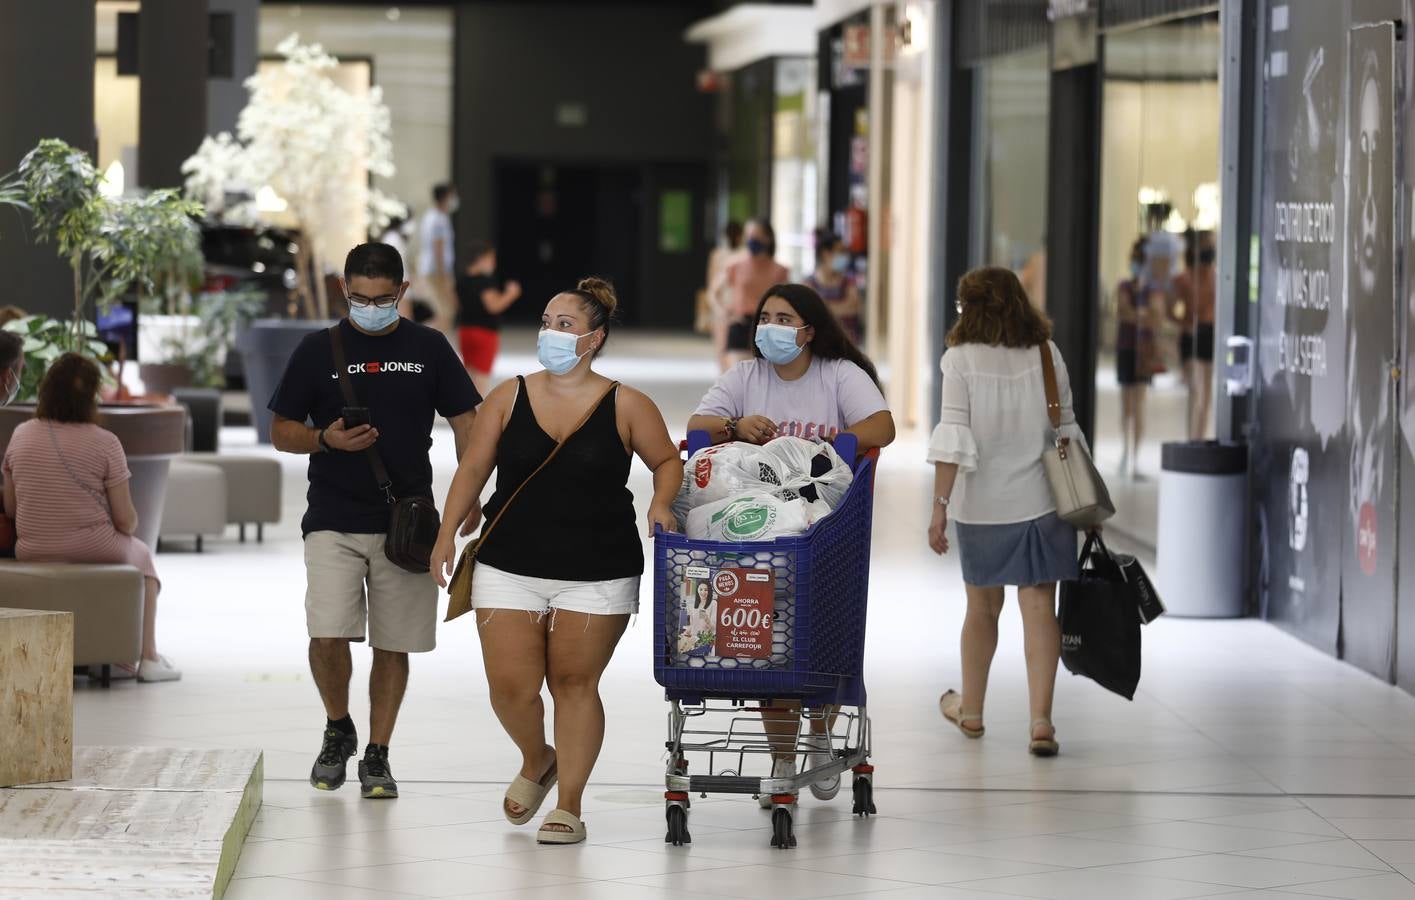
0;0;96;320
454;2;714;241
139;0;210;190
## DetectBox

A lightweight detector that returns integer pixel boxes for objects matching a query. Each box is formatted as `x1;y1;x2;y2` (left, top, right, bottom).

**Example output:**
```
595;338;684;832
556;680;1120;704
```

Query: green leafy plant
13;139;205;348
154;288;266;388
1;315;111;404
0;171;29;237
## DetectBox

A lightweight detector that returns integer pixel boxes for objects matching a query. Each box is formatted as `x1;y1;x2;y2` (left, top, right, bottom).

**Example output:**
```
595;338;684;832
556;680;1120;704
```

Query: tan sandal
537;808;587;845
1028;719;1059;757
939;690;985;738
504;748;557;826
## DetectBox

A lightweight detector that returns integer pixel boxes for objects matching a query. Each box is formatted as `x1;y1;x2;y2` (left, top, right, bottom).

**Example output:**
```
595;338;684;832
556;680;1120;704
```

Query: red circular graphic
713;571;739;596
1358;503;1378;577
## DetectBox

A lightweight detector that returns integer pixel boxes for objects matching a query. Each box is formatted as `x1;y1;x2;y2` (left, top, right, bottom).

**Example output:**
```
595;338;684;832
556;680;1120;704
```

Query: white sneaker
137;655;182;683
805;736;841;801
760;757;796;808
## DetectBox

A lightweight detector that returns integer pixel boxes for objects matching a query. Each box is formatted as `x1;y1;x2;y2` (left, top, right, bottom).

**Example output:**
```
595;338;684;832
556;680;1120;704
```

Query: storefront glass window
1095;13;1222;545
970;45;1050;304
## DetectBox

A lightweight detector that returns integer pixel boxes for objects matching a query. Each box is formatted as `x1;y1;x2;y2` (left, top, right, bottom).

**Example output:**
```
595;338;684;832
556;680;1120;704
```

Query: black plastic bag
1059;532;1141;700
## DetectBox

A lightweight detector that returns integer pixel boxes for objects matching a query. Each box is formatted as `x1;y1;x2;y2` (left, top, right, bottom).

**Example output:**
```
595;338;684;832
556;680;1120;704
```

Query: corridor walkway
75;333;1415;899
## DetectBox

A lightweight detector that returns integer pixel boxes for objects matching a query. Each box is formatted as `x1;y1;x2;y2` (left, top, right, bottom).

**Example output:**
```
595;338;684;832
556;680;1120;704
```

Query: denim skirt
955;512;1079;588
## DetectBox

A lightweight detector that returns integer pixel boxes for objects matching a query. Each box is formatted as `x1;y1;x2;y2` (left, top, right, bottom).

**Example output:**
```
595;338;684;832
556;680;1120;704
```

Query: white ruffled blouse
927;341;1089;525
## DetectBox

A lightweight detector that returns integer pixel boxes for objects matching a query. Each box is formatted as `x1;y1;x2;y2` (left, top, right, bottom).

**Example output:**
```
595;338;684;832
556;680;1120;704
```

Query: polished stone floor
74;332;1415;899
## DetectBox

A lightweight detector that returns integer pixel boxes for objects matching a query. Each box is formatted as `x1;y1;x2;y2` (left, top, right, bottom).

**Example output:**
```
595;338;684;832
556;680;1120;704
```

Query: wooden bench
0;609;73;786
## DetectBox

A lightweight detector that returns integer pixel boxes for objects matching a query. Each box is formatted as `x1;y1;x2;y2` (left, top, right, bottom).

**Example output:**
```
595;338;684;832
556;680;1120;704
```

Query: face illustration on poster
1345;39;1393;580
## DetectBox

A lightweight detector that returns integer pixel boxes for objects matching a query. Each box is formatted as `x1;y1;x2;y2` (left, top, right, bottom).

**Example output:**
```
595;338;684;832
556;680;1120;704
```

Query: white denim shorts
472;562;640;620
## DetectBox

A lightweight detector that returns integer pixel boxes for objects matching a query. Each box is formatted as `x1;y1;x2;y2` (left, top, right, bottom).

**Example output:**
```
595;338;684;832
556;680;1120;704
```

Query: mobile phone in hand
341;406;371;429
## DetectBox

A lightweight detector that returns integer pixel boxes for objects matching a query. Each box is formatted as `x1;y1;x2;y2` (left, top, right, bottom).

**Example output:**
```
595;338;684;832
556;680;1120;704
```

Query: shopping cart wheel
770;806;796;849
849;775;871;815
665;802;691;846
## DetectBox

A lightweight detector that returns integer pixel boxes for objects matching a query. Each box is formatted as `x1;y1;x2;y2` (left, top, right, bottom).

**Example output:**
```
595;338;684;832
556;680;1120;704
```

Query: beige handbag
1039;344;1115;529
445;380;620;622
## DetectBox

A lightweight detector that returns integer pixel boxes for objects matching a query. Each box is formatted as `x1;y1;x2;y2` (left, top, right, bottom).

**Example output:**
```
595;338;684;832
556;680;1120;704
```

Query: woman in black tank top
432;277;682;845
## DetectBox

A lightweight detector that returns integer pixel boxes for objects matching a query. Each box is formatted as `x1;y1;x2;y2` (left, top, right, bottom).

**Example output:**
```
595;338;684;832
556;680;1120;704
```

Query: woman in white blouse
926;267;1086;757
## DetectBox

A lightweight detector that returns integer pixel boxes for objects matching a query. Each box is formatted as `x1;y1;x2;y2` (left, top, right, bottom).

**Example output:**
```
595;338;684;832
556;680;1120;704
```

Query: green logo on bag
710;499;777;541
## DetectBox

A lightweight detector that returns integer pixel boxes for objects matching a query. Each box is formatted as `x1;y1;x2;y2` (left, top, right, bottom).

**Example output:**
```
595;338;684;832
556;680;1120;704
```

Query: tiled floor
74;333;1415;898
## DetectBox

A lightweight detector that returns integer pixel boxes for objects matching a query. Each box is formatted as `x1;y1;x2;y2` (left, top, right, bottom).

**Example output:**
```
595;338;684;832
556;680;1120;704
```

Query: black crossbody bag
328;325;440;573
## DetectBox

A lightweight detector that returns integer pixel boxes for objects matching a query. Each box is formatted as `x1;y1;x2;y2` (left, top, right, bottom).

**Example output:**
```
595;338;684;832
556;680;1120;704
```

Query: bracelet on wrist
317;427;332;453
935;496;950;508
725;417;739;439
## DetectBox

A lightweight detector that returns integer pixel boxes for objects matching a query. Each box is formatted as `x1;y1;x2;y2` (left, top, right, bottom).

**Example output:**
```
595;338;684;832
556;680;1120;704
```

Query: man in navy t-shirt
270;242;482;800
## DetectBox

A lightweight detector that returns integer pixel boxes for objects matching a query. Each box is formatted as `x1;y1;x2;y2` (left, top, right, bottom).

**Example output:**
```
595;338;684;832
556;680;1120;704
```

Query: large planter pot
237;319;335;444
138;363;195;396
0;403;185;551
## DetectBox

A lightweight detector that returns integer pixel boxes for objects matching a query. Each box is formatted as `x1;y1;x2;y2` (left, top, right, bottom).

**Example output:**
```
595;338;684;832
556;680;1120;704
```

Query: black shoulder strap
328;325;396;504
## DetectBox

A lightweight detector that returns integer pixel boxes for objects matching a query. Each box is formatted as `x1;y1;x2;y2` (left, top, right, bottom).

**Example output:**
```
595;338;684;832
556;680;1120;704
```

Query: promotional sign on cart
712;567;774;660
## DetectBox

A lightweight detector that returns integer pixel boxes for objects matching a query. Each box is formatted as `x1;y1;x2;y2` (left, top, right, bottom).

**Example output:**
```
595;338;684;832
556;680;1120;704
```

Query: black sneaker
309;726;357;791
358;744;398;799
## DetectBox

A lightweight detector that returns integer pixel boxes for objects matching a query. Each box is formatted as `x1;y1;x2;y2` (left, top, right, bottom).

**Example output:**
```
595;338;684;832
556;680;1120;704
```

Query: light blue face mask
830;254;850;274
755;323;805;365
538;328;596;375
350;302;400;332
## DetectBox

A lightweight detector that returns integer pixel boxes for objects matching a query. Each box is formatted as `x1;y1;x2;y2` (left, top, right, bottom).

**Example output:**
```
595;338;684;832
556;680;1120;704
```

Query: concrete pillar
207;0;258;136
139;0;209;189
0;1;96;319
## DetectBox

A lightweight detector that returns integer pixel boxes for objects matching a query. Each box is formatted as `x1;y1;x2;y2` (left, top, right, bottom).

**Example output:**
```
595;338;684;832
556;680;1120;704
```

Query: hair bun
577;276;618;317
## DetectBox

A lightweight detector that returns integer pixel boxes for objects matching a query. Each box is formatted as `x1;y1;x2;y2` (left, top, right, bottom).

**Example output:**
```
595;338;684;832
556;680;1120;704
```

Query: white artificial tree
182;35;404;319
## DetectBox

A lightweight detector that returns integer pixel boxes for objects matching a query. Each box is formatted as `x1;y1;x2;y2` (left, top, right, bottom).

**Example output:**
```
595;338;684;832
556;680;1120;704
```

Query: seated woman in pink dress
1;353;180;682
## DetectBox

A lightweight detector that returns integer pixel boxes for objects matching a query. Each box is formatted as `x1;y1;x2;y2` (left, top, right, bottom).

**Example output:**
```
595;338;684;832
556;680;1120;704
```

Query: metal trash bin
1156;441;1248;618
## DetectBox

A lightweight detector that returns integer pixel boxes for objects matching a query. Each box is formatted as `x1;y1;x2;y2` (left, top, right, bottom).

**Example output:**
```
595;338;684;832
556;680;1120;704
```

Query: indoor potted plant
0;139;203;549
182;35;403;442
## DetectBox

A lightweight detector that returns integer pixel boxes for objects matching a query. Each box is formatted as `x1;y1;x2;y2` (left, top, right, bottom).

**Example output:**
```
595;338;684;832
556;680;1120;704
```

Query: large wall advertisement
1255;0;1402;681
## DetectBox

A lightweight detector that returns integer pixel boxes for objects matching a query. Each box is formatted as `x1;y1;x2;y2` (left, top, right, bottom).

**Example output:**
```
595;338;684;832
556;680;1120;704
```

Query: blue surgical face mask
830;254;850;274
755;323;805;365
538;328;596;375
746;238;768;257
350;303;400;332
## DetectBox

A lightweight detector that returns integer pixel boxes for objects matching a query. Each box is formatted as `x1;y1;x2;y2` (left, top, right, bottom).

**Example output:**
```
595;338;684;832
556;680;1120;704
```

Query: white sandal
504;749;557;825
537;809;587;845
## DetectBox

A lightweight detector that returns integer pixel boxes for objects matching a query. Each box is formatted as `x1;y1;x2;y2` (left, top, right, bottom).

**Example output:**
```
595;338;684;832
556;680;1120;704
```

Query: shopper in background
928;267;1084;757
416;183;459;330
377;216;413;274
270;242;481;801
431;277;682;846
803;228;863;345
704;220;745;372
2;353;180;682
1174;230;1217;439
1116;237;1156;480
718;220;789;368
456;240;522;395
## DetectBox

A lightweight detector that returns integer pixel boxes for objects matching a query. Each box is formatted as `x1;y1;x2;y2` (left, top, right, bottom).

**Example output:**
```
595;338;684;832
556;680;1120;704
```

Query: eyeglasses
346;292;400;309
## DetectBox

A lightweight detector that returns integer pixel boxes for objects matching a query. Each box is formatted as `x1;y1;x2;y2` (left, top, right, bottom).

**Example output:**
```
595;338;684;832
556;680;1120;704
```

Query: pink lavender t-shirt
695;357;887;442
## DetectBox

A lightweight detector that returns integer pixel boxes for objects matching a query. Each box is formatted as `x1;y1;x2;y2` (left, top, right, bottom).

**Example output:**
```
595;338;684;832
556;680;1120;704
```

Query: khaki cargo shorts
304;531;437;653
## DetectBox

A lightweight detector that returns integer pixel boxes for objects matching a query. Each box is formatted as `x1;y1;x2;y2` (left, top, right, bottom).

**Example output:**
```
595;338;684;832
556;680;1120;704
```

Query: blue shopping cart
653;431;878;849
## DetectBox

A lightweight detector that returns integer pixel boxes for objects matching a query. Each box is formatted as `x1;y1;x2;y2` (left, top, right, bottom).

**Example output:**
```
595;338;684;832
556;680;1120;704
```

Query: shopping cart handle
685;429;713;457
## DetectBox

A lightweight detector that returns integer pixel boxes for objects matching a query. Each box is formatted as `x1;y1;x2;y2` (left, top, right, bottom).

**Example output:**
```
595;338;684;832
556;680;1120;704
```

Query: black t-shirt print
455;273;504;330
268;318;482;537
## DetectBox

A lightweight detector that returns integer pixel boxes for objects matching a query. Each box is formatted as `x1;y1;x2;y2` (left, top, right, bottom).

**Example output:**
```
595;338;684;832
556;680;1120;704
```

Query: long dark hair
753;283;881;388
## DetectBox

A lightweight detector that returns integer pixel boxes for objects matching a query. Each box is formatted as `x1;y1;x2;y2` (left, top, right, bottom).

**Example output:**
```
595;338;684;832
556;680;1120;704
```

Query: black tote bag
1059;533;1142;700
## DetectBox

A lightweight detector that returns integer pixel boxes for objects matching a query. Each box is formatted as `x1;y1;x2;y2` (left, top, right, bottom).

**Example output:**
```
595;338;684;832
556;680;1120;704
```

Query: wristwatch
935;496;950;508
725;417;739;439
317;427;333;453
